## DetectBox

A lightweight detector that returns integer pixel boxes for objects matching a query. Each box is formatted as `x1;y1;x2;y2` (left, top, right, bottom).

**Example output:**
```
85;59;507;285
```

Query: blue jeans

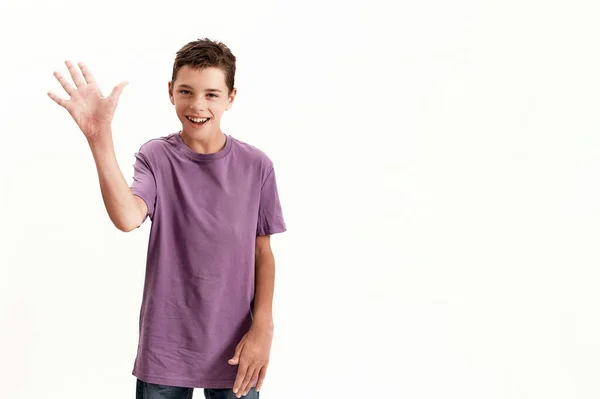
136;378;259;399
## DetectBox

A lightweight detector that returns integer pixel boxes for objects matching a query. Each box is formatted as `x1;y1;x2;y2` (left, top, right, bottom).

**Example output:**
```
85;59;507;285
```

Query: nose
190;97;208;112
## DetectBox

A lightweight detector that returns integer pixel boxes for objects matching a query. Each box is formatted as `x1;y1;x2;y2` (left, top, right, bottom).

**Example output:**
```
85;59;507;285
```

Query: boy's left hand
228;324;273;397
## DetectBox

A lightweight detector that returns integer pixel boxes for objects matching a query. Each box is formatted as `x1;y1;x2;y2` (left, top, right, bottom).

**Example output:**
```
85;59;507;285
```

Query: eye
208;93;218;98
179;90;191;94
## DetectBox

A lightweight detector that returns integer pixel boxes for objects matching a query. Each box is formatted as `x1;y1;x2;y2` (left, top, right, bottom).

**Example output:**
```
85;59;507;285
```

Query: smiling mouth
186;116;210;126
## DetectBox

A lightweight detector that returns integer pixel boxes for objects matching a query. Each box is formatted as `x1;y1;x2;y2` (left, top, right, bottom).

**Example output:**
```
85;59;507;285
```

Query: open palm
48;60;128;140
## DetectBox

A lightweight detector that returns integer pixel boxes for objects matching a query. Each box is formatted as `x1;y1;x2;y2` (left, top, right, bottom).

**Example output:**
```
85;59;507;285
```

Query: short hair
171;38;236;95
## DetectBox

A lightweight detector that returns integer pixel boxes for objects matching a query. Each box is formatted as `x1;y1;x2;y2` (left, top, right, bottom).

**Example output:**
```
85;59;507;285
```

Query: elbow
115;223;135;232
119;224;138;232
112;206;147;232
114;219;140;232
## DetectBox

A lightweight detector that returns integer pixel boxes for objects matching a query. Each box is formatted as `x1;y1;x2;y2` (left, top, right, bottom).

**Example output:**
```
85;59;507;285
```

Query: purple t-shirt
128;131;286;388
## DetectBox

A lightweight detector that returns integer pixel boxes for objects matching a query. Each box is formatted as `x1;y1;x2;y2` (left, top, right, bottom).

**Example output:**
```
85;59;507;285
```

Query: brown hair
171;38;236;95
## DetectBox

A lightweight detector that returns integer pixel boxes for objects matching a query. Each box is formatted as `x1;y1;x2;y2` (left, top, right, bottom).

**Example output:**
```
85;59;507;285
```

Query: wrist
87;131;114;151
252;314;274;330
86;125;112;143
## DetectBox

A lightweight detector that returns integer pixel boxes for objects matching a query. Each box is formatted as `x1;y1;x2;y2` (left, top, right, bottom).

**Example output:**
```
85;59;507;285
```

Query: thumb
229;348;241;364
109;81;129;102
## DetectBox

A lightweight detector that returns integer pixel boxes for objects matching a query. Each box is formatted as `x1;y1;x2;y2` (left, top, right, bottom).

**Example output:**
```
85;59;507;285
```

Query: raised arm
48;60;145;231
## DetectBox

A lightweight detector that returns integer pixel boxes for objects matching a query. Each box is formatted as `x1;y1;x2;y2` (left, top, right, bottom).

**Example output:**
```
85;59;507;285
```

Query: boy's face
168;65;236;139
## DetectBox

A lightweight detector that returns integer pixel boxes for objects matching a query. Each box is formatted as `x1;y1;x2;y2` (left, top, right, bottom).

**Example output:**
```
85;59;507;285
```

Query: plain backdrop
1;0;600;398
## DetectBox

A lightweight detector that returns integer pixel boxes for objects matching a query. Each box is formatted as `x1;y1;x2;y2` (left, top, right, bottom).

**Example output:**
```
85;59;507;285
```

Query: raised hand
48;60;128;141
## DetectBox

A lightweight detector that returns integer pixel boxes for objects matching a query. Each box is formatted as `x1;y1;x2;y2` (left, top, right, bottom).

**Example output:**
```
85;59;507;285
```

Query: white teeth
188;116;208;123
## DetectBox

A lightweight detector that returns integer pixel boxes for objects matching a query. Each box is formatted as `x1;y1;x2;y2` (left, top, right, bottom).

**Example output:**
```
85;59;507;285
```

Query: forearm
88;128;143;232
252;249;275;329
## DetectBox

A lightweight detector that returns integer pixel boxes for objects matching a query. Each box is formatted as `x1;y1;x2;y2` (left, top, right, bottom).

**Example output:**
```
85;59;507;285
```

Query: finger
229;343;243;364
232;363;249;397
255;365;267;392
238;366;254;397
65;60;86;88
242;368;260;396
53;70;76;96
77;61;96;85
47;91;68;109
109;81;129;102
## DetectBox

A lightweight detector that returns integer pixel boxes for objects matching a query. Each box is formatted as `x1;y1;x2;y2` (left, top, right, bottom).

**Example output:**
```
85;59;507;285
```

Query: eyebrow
177;84;223;93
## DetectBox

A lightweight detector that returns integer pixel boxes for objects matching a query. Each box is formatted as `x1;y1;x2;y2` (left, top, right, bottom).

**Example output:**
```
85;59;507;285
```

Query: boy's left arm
252;234;276;328
229;235;275;397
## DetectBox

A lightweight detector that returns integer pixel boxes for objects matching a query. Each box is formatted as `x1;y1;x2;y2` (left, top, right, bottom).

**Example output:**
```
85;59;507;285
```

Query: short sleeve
256;167;287;236
130;151;157;225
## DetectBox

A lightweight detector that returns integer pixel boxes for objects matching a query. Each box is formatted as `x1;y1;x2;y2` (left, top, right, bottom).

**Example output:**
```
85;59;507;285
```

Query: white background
1;0;599;398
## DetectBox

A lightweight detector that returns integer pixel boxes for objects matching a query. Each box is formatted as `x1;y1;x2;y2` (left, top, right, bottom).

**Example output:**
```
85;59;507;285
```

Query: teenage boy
48;38;286;399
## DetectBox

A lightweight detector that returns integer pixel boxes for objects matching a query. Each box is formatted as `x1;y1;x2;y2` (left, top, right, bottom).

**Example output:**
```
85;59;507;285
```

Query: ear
168;81;175;105
226;87;237;111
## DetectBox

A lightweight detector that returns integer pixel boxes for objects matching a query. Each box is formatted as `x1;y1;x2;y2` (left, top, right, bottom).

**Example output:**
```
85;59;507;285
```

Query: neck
179;130;226;154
